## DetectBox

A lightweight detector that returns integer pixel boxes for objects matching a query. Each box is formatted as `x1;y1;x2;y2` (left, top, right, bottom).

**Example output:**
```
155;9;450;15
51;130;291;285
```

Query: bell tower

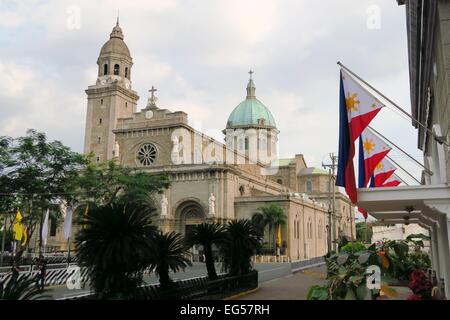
84;19;139;162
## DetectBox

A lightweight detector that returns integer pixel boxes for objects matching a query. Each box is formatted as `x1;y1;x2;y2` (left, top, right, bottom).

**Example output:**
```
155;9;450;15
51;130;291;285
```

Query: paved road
48;262;292;299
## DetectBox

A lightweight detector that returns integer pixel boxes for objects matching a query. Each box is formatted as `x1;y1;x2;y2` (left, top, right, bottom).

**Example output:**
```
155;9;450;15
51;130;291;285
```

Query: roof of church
226;75;276;129
298;167;329;176
272;159;294;167
99;21;131;57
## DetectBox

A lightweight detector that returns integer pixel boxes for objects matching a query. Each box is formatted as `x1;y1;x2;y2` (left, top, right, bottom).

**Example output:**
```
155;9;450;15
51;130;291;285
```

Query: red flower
407;294;422;300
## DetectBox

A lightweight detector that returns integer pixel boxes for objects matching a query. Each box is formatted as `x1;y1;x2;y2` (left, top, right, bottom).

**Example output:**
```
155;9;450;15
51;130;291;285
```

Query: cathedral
75;21;355;261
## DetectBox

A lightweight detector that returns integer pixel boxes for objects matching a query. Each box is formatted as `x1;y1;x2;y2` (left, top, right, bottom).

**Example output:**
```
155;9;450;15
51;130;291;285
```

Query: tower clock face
125;82;130;89
100;79;106;85
145;110;153;119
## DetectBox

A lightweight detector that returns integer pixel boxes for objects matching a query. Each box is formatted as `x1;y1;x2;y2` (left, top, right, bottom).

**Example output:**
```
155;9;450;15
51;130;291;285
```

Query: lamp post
0;214;7;265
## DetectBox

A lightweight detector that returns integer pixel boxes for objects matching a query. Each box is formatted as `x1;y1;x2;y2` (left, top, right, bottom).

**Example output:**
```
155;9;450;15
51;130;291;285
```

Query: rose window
137;143;157;166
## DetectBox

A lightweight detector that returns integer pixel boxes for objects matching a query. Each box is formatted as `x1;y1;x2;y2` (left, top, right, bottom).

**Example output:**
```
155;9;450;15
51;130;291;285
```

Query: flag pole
337;61;449;147
368;126;433;176
386;155;422;185
67;236;71;268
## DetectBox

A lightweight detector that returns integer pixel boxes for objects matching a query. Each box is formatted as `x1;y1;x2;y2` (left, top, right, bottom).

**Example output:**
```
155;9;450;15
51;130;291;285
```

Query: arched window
125;67;129;78
99;118;102;125
114;64;120;76
306;180;312;193
103;64;108;75
97;137;101;144
244;137;249;150
277;179;283;185
50;217;57;237
307;218;313;239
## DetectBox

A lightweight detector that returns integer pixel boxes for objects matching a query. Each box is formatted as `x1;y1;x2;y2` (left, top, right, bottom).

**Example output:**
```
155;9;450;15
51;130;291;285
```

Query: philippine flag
358;127;391;188
382;174;402;187
337;69;385;204
369;157;397;187
341;70;384;142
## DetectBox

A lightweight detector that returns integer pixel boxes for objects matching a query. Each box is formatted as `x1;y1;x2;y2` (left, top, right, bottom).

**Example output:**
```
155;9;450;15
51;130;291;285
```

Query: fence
0;264;155;288
0;255;79;268
67;271;258;300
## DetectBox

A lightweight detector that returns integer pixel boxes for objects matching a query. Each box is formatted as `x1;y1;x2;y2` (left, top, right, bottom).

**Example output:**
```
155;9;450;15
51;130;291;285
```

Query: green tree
75;159;170;206
356;222;373;244
75;202;157;299
186;222;225;280
0;130;87;260
220;219;261;276
0;276;50;300
149;231;192;289
254;204;286;254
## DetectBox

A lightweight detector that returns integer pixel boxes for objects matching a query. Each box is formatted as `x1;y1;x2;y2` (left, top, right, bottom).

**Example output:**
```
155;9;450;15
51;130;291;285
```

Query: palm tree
186;223;225;280
75;201;157;299
148;231;192;289
0;276;50;300
256;204;286;254
220;219;261;276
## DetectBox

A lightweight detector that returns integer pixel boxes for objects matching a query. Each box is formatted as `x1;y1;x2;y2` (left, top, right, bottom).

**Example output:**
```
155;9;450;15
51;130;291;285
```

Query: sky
0;0;423;209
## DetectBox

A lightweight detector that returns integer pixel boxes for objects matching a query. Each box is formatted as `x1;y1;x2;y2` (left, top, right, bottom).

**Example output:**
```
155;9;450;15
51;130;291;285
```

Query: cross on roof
148;86;158;106
149;86;157;97
248;70;254;80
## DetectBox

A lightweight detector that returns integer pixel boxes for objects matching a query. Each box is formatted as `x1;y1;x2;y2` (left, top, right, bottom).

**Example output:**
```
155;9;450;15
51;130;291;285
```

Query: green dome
226;77;276;129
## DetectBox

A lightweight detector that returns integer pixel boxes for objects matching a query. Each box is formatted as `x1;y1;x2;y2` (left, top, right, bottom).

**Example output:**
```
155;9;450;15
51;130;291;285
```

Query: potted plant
407;269;433;300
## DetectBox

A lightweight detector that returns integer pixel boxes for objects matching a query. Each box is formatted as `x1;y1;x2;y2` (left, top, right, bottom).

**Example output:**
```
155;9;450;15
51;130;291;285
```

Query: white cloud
0;0;419;188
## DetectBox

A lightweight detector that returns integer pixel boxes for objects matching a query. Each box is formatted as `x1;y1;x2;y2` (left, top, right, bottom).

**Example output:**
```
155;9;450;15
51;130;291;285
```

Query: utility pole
323;153;338;252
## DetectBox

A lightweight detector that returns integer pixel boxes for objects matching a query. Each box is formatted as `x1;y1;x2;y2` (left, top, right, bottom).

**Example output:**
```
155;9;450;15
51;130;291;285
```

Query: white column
430;224;440;278
436;215;450;298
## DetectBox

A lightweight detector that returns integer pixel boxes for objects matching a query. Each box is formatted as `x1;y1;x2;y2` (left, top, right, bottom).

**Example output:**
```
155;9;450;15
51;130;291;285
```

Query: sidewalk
237;265;327;300
236;264;413;300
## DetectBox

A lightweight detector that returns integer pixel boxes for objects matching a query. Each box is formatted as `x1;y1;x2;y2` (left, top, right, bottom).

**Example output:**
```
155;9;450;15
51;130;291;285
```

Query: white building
371;224;430;252
358;0;450;298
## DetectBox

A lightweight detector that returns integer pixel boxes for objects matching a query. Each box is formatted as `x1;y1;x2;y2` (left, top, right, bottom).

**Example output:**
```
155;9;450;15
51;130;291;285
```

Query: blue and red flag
336;69;384;204
381;174;401;187
369;157;397;187
358;128;391;188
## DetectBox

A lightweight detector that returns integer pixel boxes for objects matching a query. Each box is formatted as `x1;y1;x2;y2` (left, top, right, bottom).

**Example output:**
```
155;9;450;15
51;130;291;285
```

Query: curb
291;262;326;274
223;287;260;300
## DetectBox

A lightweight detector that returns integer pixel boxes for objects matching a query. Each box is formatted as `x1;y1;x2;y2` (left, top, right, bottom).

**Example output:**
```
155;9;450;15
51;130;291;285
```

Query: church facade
47;22;356;261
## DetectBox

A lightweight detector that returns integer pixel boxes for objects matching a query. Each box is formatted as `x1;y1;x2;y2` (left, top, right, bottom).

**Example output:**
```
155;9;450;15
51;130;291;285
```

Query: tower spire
246;70;256;99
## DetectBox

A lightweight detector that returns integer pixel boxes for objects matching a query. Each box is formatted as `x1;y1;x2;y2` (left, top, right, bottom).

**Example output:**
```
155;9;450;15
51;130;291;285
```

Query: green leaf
337;253;349;265
344;289;357;300
356;285;369;300
349;275;364;284
392;242;409;260
358;252;371;264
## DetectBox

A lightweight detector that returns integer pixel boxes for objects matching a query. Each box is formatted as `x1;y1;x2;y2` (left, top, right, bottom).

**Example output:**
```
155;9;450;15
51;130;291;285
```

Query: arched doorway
175;200;206;261
175;200;206;236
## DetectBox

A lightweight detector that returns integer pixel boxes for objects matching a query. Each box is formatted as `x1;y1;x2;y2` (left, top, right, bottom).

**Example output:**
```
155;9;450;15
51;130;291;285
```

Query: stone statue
171;135;180;164
161;195;168;216
208;193;216;215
